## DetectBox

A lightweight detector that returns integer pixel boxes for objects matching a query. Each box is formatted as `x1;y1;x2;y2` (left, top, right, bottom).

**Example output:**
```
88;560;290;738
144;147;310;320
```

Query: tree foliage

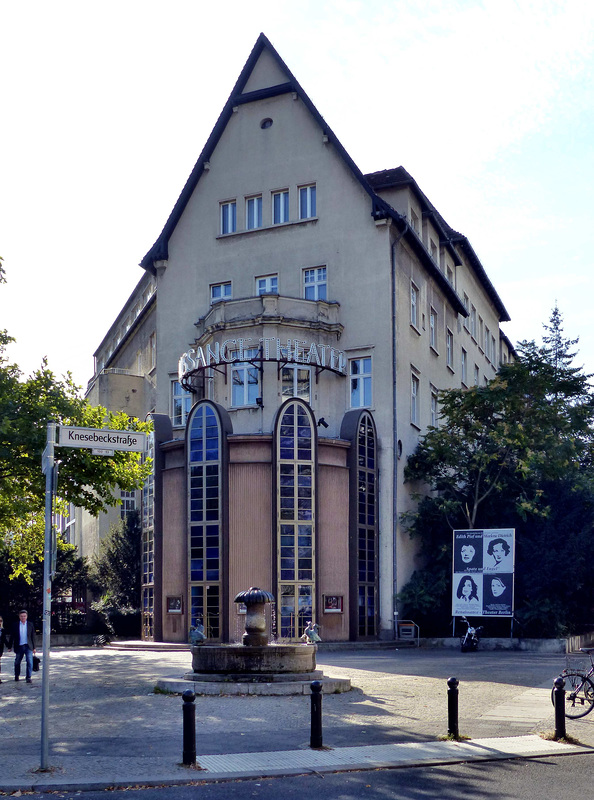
399;308;594;637
89;510;142;636
0;535;89;626
0;258;152;584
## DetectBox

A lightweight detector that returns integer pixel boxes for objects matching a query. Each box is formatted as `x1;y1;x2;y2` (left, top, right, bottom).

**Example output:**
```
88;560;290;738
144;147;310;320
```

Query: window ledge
410;421;421;431
217;217;318;240
447;365;455;374
410;323;421;336
430;345;439;357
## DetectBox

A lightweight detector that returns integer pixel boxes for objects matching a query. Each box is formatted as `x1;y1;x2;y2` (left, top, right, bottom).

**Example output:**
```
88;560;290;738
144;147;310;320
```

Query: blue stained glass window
188;403;222;639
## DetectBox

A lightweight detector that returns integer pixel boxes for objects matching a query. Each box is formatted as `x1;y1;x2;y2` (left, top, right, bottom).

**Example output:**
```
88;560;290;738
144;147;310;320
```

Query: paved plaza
1;645;593;790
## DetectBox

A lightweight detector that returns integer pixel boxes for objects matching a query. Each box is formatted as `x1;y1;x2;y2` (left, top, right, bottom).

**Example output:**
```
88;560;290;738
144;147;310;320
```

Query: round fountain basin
191;643;317;675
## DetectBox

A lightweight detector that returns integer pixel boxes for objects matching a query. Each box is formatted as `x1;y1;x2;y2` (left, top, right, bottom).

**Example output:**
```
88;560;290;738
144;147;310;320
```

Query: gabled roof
139;34;507;324
365;167;511;322
140;33;391;270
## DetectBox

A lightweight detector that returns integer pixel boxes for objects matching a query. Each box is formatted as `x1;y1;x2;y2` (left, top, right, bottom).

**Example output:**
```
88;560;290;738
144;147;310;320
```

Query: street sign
58;426;146;453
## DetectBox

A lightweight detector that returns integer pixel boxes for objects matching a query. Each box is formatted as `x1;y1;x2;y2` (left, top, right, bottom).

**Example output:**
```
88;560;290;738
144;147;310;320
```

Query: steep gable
241;47;290;94
140;33;389;271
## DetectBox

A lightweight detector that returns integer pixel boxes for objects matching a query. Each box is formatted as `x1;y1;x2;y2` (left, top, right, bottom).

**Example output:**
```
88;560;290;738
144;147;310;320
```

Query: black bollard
447;677;459;738
310;680;323;748
553;676;566;740
182;689;197;765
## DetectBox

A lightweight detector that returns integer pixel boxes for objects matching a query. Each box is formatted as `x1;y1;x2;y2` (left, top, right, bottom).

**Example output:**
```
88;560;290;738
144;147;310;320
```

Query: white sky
2;0;593;390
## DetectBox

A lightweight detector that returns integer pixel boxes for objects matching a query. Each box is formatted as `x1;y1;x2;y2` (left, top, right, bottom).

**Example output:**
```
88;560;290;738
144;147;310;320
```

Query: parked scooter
459;616;484;652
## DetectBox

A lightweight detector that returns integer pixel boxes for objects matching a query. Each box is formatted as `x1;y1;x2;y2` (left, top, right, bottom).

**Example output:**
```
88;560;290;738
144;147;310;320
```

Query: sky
2;0;594;390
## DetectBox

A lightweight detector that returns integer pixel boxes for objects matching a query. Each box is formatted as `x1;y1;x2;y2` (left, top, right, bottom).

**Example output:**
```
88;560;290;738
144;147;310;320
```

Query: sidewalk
1;645;593;791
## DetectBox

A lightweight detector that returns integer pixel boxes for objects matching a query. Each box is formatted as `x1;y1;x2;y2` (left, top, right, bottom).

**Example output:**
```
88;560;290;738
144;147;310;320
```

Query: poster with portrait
452;529;515;617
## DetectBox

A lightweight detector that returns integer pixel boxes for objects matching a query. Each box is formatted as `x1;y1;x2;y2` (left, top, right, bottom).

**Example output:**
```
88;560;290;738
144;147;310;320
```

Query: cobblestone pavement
1;645;593;790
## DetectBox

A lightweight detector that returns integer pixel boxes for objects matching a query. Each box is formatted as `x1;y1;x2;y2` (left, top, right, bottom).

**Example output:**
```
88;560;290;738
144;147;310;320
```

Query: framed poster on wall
452;529;515;617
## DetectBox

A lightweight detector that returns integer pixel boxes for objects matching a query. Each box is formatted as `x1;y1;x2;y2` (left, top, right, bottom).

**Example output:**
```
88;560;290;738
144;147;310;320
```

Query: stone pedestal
191;643;317;675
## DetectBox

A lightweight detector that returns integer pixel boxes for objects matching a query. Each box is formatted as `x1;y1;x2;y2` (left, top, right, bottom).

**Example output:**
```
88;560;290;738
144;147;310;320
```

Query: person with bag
8;609;37;683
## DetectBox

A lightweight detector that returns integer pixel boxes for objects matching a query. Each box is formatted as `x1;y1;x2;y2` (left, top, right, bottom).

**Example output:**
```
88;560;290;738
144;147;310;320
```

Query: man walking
9;610;36;683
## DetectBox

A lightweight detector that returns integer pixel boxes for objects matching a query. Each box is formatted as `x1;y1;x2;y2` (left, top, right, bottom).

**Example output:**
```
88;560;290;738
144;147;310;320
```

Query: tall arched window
187;402;223;639
356;413;378;637
141;432;155;640
275;399;316;640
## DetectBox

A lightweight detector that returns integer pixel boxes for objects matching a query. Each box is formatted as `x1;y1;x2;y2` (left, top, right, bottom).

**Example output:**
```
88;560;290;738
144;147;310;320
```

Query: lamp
317;417;329;428
256;397;264;408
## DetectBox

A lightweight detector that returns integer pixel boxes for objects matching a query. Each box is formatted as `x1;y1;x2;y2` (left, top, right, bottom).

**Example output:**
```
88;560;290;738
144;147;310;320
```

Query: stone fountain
156;587;351;696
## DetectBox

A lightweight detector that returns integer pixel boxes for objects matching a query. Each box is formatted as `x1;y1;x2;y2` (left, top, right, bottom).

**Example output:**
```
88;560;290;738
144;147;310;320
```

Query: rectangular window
463;294;470;330
149;333;156;369
220;201;236;234
430;239;438;263
492;335;497;364
470;305;477;340
410;282;419;328
120;490;136;520
211;282;231;304
172;380;193;427
304;267;326;300
256;274;278;295
474;364;480;386
411;373;420;426
485;326;490;360
479;317;484;351
281;365;311;402
350;357;372;408
447;265;454;285
231;347;259;407
273;190;289;224
410;208;420;233
430;389;439;428
461;348;467;385
246;195;263;230
299;184;316;219
429;307;437;350
446;329;454;369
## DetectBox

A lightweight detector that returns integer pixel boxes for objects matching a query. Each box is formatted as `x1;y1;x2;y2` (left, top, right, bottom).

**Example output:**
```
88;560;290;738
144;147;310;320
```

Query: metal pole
447;677;459;738
553;676;566;740
41;422;56;770
310;680;323;748
182;690;196;765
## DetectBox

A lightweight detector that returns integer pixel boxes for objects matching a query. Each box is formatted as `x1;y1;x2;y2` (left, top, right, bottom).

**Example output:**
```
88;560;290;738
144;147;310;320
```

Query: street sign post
58;426;146;452
40;425;146;770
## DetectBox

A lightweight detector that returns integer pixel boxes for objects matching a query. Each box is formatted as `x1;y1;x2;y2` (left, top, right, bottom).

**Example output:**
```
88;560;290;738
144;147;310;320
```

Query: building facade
84;34;514;643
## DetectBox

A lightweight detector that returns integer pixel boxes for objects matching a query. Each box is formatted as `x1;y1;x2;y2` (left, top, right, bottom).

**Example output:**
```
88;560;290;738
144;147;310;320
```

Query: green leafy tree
0;536;89;625
399;308;594;636
89;510;142;636
0;258;152;584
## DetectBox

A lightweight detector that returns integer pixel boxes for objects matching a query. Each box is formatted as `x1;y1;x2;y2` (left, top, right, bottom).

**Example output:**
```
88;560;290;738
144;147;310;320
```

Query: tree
399;308;594;636
89;510;142;636
0;258;152;583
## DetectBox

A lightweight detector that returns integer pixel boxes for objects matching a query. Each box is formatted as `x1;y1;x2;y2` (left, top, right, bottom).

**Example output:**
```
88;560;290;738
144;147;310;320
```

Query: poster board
452;528;515;617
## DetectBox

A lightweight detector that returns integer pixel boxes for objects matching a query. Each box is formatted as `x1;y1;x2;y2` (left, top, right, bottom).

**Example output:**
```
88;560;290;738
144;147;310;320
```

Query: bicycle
551;647;594;719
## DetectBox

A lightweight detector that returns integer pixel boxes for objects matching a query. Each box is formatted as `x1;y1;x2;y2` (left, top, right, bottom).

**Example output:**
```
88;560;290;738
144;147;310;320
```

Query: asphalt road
6;753;593;800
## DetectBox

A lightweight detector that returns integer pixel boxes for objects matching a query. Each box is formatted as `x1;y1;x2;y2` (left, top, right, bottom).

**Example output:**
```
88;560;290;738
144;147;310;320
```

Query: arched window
275;399;316;640
356;413;378;637
187;402;224;639
141;432;155;640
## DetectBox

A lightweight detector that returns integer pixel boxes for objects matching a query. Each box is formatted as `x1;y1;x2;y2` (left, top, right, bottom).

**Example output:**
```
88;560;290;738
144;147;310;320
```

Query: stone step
156;673;351;696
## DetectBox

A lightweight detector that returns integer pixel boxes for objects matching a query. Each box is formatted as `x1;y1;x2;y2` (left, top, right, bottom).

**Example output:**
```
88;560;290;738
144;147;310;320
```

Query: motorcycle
459;616;484;652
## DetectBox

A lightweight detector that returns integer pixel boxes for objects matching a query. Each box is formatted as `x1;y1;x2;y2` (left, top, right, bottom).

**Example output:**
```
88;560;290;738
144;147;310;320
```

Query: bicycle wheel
551;672;594;719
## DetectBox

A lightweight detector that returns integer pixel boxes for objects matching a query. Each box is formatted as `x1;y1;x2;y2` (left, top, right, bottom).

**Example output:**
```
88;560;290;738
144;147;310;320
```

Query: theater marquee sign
179;336;347;389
